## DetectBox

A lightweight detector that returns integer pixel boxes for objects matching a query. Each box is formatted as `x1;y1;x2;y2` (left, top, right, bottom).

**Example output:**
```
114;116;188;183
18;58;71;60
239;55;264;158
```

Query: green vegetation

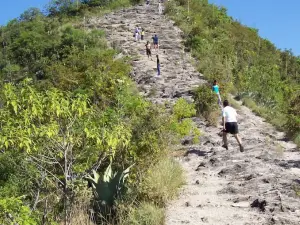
122;202;165;225
193;84;219;126
140;158;184;206
166;0;300;143
0;0;196;224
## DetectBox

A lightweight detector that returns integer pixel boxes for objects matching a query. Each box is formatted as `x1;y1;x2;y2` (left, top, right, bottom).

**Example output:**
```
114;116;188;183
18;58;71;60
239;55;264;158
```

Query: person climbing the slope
139;27;143;41
146;0;150;7
152;34;159;50
158;1;163;14
222;100;244;152
212;79;222;106
156;54;160;76
135;28;139;42
141;28;145;40
145;41;152;60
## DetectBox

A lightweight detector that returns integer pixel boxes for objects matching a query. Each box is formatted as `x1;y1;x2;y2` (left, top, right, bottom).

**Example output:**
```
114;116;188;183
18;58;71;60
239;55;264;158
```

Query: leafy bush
172;98;196;120
170;98;200;142
0;197;38;225
193;85;220;126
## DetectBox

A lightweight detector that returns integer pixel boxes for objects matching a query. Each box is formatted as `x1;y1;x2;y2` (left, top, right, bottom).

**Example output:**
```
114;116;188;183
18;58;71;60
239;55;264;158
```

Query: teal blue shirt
212;85;219;94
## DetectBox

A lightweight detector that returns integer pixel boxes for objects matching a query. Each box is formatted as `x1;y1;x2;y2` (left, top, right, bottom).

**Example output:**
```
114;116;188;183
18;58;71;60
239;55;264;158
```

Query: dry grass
69;205;96;225
141;157;184;206
68;188;96;225
242;97;287;130
294;133;300;147
229;96;241;110
205;109;221;127
119;202;164;225
170;148;188;157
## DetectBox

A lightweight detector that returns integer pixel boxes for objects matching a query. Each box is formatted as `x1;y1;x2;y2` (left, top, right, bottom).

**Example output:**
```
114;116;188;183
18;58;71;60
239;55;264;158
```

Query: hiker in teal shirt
212;80;222;106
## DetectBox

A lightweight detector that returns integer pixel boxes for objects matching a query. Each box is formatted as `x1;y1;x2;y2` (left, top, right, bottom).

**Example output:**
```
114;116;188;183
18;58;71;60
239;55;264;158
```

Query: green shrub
140;157;184;206
0;197;38;225
228;96;241;110
172;98;196;120
122;202;164;225
293;132;300;147
193;85;220;126
242;97;257;110
170;98;200;142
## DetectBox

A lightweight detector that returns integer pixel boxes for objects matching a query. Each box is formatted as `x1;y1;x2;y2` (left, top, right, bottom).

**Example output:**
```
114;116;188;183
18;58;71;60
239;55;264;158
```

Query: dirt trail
88;2;300;224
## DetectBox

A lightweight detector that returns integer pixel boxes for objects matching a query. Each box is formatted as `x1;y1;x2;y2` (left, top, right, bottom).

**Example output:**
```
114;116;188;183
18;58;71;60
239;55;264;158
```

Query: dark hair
213;80;217;84
223;100;229;107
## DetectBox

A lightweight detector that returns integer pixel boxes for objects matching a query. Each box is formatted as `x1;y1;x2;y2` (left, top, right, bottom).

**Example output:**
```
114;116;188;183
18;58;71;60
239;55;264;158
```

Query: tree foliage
0;1;199;224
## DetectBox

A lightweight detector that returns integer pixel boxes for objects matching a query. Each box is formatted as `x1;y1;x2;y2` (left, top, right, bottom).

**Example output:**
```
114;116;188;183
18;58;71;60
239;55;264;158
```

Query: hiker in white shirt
222;100;244;152
158;2;163;14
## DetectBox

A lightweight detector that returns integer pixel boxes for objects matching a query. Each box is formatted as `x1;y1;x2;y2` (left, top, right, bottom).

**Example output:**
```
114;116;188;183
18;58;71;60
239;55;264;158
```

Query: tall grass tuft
140;157;184;206
120;202;164;225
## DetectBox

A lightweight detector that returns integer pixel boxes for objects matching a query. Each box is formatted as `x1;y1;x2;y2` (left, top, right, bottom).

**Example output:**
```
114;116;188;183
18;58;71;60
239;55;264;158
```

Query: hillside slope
89;2;300;225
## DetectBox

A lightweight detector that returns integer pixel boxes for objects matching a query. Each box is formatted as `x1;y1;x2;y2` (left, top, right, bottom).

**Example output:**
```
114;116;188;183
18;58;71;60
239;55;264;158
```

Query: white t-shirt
222;106;237;123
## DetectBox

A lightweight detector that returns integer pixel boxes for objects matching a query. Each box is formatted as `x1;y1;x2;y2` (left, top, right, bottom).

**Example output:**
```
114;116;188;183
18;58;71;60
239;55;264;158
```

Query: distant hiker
141;29;145;40
212;80;222;106
145;41;152;59
156;55;160;76
135;31;139;42
146;0;150;7
138;27;142;41
152;34;159;50
222;100;244;152
158;2;163;14
134;27;139;42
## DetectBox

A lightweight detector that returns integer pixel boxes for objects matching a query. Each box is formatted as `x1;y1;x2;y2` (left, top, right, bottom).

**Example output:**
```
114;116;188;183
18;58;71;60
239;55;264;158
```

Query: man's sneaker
222;144;228;150
239;145;244;152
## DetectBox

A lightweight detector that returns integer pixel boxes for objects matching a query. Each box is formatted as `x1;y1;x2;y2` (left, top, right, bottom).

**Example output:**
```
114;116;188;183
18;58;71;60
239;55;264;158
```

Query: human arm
222;109;226;130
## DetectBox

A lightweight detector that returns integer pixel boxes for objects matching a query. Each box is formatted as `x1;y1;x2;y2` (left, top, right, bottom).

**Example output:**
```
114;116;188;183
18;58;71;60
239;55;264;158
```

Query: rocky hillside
89;2;300;224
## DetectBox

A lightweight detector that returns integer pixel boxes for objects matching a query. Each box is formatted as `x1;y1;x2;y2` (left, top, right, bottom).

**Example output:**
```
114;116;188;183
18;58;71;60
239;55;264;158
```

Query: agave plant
85;163;133;213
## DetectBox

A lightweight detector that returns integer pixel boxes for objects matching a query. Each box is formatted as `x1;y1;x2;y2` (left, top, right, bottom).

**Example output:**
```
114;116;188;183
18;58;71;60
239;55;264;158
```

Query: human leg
234;134;244;152
222;131;228;150
217;93;222;105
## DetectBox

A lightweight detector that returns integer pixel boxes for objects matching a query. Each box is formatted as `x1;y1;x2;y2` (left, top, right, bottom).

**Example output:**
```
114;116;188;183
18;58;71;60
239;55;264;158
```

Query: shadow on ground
184;149;207;157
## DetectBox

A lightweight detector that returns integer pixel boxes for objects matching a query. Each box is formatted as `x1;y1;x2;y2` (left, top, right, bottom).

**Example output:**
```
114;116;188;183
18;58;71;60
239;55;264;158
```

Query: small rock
181;137;193;145
195;162;206;171
185;202;191;207
184;157;190;162
262;178;270;183
245;174;255;180
250;199;267;212
201;217;208;222
195;180;200;185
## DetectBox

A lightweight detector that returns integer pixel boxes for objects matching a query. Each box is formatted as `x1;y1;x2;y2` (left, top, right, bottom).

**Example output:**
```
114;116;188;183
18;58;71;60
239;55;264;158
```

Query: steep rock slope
88;3;300;225
88;3;204;105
